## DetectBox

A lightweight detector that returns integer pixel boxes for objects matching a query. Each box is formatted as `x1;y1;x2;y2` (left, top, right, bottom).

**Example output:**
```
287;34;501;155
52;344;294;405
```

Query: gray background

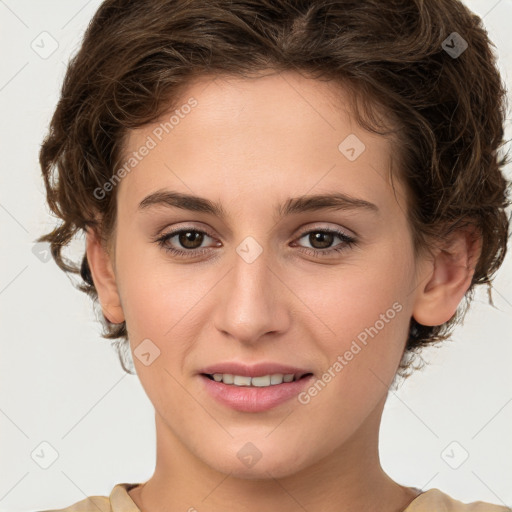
0;0;511;510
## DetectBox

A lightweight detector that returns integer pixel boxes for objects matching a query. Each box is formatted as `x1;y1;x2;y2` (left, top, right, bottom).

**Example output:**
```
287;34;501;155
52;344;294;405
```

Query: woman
38;0;510;510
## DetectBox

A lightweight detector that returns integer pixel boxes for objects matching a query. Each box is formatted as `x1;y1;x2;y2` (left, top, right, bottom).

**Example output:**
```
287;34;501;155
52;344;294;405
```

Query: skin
87;70;480;512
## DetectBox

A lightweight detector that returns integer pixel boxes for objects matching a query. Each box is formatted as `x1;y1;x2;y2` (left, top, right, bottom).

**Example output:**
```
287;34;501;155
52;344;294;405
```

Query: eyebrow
138;190;379;219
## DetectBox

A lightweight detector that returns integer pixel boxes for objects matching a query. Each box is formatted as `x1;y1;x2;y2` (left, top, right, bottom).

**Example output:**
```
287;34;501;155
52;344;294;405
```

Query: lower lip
200;374;314;412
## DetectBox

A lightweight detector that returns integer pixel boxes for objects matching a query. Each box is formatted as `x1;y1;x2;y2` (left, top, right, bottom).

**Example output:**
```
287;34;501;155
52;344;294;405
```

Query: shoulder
35;483;141;512
36;495;110;512
406;488;511;511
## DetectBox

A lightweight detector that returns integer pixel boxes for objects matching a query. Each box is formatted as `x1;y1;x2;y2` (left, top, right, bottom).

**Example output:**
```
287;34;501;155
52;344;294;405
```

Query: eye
154;227;220;258
153;225;357;259
292;228;357;257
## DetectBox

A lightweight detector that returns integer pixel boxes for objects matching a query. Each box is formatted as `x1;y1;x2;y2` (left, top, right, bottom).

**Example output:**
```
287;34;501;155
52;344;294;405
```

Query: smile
203;373;308;387
200;372;314;412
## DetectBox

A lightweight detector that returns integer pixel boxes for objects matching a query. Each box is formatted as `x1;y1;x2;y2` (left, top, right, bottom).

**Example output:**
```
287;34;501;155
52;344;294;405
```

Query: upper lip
199;362;312;379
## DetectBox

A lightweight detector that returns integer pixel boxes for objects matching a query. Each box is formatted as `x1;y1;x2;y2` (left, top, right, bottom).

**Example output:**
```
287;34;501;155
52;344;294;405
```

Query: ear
412;226;482;326
85;228;125;324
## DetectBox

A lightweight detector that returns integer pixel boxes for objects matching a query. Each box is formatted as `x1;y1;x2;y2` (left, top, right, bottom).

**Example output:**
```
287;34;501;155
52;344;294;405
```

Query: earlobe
85;228;125;324
412;227;482;326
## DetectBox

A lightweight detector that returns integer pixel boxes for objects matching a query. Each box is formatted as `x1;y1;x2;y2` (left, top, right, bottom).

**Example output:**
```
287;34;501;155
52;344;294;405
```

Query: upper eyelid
297;225;354;238
158;224;217;241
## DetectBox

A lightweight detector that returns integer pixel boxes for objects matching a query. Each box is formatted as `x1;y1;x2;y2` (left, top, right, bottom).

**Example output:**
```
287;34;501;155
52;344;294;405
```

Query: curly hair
38;0;510;377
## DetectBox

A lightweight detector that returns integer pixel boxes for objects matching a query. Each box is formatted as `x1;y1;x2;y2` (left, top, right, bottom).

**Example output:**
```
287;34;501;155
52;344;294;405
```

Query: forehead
117;71;403;218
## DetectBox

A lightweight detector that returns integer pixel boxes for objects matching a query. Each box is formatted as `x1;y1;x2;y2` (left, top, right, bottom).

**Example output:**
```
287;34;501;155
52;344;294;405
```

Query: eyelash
154;226;357;259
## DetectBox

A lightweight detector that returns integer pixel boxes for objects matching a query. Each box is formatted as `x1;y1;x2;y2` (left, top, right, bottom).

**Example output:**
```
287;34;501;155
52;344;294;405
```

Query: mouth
199;368;315;412
201;372;313;387
198;362;315;412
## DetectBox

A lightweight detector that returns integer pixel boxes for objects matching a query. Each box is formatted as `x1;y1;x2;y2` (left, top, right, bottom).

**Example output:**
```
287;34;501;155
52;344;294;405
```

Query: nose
212;242;291;345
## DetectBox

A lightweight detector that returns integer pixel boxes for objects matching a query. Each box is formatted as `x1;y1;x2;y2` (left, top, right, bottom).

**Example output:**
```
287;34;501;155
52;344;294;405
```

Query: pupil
180;231;203;249
310;232;333;249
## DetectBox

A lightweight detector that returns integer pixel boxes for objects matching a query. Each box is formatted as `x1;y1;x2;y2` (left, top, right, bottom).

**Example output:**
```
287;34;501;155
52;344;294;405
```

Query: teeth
233;375;252;386
222;373;234;384
210;373;296;387
251;375;271;387
270;373;283;384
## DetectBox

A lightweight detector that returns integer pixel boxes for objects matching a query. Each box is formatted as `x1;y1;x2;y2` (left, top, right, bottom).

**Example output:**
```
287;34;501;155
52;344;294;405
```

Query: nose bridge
213;238;288;343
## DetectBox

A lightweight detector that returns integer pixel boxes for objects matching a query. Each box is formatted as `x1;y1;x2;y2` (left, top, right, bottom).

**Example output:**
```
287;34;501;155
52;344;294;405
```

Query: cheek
114;228;206;333
292;283;409;443
294;247;412;341
294;246;413;393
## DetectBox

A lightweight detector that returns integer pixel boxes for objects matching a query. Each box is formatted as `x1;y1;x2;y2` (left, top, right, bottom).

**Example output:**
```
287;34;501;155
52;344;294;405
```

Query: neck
130;397;419;512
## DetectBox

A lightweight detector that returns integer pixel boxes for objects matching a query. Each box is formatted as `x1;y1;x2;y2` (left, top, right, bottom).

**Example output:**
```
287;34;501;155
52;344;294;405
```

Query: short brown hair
39;0;510;376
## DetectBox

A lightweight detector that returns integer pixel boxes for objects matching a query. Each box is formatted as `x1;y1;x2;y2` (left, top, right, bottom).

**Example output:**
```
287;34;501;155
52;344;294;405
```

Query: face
104;71;426;478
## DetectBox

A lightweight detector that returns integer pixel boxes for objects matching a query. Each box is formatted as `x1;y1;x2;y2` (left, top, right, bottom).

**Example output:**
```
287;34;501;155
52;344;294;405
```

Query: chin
214;459;302;481
201;442;311;480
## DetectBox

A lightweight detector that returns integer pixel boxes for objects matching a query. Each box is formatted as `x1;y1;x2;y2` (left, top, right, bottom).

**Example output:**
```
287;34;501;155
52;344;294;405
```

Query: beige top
42;483;512;512
39;483;511;512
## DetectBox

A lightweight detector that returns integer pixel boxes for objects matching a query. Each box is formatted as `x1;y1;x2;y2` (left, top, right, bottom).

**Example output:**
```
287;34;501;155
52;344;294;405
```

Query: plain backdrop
0;0;511;510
